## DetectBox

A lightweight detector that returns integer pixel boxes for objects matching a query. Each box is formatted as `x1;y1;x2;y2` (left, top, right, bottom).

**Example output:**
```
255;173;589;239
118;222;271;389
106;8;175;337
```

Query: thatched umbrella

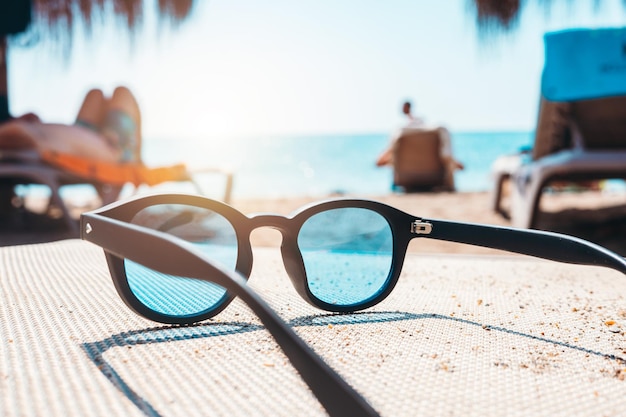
0;0;198;121
467;0;626;35
0;0;619;121
468;0;525;33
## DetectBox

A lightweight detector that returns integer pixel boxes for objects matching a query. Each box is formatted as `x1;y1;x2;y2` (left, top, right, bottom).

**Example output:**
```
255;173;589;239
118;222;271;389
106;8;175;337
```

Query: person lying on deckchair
0;86;191;206
0;86;140;163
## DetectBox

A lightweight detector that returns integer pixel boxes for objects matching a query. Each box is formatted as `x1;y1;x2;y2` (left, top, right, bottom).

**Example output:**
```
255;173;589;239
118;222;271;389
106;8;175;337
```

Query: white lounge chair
491;27;626;229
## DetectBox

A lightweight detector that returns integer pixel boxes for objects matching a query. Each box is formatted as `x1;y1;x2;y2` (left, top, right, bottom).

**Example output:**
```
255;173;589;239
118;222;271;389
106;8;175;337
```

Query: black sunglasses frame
97;194;420;323
82;194;626;326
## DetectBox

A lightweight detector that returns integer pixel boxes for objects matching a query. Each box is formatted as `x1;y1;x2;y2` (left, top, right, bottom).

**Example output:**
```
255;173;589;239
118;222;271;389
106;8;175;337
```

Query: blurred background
5;0;626;199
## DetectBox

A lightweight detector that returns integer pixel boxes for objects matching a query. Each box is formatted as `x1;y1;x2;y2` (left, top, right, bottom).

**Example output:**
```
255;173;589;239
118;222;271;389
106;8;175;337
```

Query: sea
136;131;534;200
31;130;590;203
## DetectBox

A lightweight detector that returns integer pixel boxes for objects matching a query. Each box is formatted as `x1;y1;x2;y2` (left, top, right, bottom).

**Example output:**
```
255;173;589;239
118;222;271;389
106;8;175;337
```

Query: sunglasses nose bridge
247;214;311;302
248;214;291;233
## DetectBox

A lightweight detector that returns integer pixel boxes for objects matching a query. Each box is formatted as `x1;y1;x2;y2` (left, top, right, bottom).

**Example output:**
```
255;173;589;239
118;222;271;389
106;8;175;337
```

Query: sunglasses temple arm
230;275;380;417
425;219;626;274
80;215;379;417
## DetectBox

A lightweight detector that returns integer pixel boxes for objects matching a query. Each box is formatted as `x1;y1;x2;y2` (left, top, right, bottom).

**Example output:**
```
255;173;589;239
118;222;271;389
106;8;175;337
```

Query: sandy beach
6;187;623;256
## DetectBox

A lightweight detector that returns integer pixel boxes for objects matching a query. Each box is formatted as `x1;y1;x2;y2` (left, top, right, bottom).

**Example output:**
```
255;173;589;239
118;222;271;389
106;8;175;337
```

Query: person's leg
102;86;142;162
75;88;107;131
108;87;141;135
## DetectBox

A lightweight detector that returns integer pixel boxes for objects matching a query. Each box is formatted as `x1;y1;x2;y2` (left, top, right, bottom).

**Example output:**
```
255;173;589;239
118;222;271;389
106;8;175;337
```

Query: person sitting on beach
0;86;141;163
399;100;424;128
376;100;464;177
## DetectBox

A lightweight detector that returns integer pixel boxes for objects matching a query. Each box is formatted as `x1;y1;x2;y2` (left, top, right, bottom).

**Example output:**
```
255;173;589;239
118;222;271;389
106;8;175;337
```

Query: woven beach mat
1;240;626;417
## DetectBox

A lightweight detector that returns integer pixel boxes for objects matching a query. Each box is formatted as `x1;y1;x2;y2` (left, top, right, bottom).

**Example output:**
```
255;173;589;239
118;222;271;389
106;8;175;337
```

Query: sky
7;0;626;140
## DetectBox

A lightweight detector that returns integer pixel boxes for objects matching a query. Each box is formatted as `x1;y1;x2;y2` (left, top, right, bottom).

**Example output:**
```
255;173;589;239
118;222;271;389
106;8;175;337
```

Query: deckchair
0;148;234;234
491;27;626;229
490;98;570;217
0;3;235;236
0;150;84;233
391;128;454;192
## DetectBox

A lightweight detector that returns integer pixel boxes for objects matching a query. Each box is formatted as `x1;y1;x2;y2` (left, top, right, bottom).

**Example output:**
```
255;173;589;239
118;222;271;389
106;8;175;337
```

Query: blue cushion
542;27;626;101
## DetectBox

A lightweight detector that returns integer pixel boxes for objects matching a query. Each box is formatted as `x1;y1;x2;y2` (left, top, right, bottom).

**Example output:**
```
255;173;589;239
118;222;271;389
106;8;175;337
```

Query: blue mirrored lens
298;207;393;307
125;204;238;317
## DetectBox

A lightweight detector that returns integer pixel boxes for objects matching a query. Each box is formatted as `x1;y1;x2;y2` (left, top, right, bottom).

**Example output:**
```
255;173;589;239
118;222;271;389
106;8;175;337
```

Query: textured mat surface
1;240;626;416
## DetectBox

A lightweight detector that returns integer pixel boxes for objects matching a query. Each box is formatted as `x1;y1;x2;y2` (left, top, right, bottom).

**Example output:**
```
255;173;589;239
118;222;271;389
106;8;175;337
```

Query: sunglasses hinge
411;220;432;235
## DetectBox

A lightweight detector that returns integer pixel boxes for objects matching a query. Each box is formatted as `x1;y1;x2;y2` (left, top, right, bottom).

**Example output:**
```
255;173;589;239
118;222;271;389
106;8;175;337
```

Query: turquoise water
142;131;534;200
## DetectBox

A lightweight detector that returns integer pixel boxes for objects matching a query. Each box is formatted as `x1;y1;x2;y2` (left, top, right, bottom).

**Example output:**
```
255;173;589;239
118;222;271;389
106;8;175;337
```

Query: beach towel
40;150;190;187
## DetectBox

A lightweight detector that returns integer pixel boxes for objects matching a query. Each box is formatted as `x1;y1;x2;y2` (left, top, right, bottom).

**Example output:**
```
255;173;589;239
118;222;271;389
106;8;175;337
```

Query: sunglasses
80;193;626;417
